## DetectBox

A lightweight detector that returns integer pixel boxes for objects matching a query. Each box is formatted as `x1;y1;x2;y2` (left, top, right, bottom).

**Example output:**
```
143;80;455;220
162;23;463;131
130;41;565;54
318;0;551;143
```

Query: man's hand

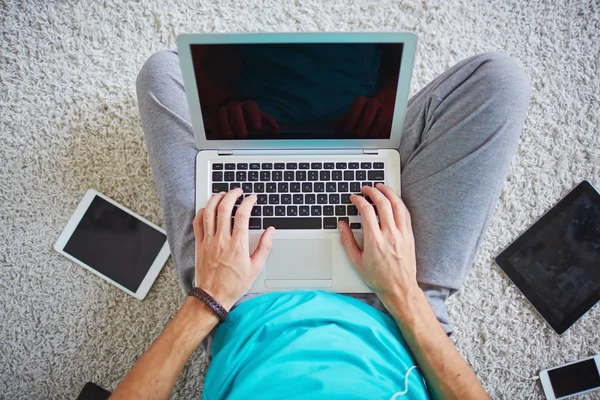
338;184;418;302
193;188;275;310
213;100;279;139
334;96;393;138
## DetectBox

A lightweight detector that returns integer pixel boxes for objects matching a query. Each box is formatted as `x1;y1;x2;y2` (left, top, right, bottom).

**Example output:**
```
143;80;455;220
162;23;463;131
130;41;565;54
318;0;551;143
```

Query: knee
136;50;179;98
469;52;532;110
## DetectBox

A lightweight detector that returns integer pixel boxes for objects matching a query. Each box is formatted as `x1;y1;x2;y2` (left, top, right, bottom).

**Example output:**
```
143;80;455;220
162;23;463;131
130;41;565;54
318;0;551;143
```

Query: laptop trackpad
265;239;333;283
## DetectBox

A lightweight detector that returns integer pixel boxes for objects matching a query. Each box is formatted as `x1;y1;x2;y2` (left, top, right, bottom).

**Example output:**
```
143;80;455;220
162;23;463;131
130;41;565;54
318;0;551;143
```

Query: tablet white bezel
54;189;170;300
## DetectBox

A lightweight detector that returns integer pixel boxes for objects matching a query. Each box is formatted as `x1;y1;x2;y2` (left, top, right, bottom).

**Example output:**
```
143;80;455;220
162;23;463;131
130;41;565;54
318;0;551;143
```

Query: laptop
176;32;417;293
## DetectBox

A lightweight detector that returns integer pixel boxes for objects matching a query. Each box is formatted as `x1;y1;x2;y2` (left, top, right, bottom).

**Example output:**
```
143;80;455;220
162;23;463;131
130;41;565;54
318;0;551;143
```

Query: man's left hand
193;189;275;310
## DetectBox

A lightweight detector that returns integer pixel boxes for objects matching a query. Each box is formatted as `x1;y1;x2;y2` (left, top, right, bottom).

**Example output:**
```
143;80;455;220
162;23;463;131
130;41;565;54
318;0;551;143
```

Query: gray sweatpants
136;51;530;334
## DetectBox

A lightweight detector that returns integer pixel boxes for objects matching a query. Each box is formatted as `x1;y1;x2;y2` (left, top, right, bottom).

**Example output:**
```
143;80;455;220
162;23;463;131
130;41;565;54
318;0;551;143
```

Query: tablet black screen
496;181;600;333
63;196;167;292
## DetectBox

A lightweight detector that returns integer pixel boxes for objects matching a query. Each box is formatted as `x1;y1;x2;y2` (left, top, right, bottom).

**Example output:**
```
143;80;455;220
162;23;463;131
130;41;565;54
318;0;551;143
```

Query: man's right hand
338;184;419;303
213;100;279;139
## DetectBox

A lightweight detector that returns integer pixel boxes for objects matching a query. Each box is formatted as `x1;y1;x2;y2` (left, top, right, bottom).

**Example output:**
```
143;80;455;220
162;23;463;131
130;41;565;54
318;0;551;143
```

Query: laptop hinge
363;149;379;155
218;149;234;156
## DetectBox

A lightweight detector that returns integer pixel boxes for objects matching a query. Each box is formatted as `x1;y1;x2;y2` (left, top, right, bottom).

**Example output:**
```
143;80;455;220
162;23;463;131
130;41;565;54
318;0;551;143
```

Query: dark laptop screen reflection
190;43;403;140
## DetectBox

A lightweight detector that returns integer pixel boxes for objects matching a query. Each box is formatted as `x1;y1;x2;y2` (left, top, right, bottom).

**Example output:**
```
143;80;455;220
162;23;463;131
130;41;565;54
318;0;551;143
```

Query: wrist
185;296;221;326
379;284;427;322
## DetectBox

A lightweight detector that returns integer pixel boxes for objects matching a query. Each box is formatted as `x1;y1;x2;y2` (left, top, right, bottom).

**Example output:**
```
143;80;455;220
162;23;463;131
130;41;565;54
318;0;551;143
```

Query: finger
193;208;205;242
243;101;262;130
344;96;367;134
398;197;413;233
251;226;275;268
376;184;404;229
232;194;257;238
217;107;232;139
338;220;362;267
203;192;226;236
355;99;379;138
260;112;279;134
228;103;248;138
361;185;395;231
216;188;243;237
351;194;380;235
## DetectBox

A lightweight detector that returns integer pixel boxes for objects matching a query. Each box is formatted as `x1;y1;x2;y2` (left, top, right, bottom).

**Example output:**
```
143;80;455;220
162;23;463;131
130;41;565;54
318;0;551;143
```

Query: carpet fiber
1;0;599;398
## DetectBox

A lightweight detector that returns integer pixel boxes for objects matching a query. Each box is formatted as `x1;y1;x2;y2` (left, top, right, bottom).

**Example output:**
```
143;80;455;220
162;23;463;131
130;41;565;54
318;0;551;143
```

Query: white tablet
54;189;170;299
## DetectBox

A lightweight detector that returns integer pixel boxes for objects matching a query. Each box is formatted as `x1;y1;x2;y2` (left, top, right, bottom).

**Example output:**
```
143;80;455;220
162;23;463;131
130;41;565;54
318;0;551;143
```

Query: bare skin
110;186;488;400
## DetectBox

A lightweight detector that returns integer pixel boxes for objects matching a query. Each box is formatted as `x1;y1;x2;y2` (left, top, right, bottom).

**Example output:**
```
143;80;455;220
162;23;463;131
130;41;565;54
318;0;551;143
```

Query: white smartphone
54;189;170;299
539;355;600;399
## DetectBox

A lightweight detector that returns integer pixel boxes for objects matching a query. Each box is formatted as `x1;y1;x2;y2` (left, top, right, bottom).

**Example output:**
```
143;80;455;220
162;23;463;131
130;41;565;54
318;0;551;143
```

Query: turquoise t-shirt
203;291;429;400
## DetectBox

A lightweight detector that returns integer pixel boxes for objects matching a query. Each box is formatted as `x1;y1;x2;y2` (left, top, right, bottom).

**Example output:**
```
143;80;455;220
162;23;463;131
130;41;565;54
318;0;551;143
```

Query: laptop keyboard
211;161;385;230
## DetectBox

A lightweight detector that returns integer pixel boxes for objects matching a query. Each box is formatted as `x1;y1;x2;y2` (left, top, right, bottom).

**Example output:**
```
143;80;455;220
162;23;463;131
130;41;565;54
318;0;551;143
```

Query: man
110;50;530;399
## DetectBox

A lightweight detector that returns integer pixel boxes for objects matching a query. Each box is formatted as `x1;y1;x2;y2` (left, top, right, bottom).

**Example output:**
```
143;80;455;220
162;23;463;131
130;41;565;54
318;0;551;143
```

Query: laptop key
335;205;346;216
350;222;361;229
311;206;322;216
230;182;241;190
311;162;322;169
341;194;352;204
299;206;310;216
284;171;295;181
266;183;277;193
305;194;316;204
212;163;223;170
324;162;335;169
251;206;261;216
212;183;228;193
373;162;384;169
314;182;325;192
338;182;349;192
262;163;273;170
281;194;292;204
363;182;373;187
308;171;319;181
343;171;354;181
212;171;223;182
320;170;331;181
323;217;337;229
278;183;289;193
249;218;262;230
262;217;321;230
296;171;306;181
225;163;235;170
348;162;359;169
326;182;337;192
248;171;259;181
332;171;343;181
272;171;283;181
347;205;358;215
317;194;328;204
302;182;313;192
237;163;248;170
293;194;304;204
329;194;340;204
275;206;286;216
336;162;347;169
269;194;279;204
250;163;260;170
225;171;235;181
356;171;367;181
287;205;298;216
374;181;384;187
254;183;265;193
350;182;361;192
290;182;301;193
242;183;253;193
286;163;297;170
260;171;270;181
338;217;350;225
275;163;285;169
323;206;334;216
299;163;310;169
361;162;372;169
368;170;385;180
257;194;267;205
263;206;274;216
236;171;247;181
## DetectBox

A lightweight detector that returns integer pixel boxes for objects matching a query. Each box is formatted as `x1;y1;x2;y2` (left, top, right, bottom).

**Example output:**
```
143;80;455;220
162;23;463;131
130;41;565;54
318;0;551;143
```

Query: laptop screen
190;43;403;140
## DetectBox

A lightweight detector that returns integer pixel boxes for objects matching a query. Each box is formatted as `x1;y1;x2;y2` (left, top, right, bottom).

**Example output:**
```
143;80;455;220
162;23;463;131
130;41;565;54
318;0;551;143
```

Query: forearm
381;288;489;400
110;297;219;400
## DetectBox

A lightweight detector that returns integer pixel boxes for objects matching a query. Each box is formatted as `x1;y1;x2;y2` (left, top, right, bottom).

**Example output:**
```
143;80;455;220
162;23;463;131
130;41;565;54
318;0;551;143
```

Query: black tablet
495;180;600;334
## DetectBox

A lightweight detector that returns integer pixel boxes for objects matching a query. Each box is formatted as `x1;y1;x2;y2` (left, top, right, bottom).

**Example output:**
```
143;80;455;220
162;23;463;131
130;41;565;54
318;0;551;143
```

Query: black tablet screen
63;196;167;292
506;189;600;326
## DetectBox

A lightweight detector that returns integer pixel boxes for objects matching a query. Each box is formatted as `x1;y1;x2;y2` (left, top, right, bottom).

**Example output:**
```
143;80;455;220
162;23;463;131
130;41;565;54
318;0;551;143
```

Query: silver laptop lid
177;32;417;150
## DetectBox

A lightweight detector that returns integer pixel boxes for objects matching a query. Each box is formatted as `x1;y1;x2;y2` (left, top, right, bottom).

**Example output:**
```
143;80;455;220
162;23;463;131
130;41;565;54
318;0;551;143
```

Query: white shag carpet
1;0;599;399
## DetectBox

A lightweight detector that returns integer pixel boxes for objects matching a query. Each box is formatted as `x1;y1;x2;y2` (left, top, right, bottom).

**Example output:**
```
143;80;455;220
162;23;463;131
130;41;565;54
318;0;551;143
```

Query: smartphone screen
547;358;600;398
